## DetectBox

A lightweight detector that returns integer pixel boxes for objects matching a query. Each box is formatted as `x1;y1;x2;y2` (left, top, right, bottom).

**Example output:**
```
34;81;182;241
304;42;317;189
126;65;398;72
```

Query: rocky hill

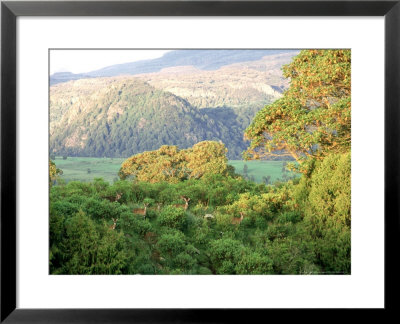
50;50;298;159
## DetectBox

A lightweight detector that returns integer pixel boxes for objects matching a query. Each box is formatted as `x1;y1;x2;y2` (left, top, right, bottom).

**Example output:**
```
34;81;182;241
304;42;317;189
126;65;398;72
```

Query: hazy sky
50;50;171;75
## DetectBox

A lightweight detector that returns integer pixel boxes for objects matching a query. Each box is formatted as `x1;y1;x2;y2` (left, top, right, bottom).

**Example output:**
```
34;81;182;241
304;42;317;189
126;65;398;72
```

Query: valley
53;156;297;184
49;49;351;275
50;50;298;159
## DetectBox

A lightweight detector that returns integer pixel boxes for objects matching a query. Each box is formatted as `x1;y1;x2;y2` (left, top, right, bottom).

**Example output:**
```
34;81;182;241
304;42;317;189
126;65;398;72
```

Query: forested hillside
49;49;351;275
50;78;248;158
50;52;297;159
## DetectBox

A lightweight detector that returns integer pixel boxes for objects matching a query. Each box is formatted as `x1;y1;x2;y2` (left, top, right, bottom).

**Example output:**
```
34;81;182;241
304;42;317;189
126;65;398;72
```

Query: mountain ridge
50;49;299;85
50;50;298;159
50;78;250;158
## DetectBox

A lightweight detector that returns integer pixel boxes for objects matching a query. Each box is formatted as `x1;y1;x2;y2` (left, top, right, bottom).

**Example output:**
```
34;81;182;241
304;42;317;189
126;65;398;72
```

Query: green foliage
157;206;187;230
51;156;297;184
49;49;352;275
49;160;63;186
302;152;351;273
82;198;127;221
245;50;351;168
266;236;318;274
235;250;273;274
49;162;351;275
307;153;351;228
50;78;269;160
156;230;187;256
119;213;153;236
277;211;302;224
209;238;244;274
119;141;229;183
51;211;127;274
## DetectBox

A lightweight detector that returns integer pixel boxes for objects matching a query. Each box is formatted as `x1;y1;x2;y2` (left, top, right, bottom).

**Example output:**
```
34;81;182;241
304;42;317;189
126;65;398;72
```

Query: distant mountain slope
50;72;94;85
50;50;299;159
50;49;298;85
140;52;295;107
50;78;247;158
136;52;297;131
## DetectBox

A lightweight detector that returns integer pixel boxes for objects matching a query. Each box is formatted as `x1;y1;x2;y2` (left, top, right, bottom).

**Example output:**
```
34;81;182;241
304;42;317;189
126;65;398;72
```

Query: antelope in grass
133;203;149;219
109;218;118;230
173;196;190;210
204;214;214;220
231;212;244;226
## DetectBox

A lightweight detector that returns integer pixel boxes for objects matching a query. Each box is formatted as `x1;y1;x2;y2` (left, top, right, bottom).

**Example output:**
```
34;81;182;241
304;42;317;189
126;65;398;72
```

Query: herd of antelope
107;193;245;230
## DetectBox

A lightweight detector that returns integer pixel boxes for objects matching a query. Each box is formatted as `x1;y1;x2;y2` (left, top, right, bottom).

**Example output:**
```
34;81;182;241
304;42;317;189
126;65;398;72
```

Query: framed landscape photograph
1;0;399;322
49;47;351;276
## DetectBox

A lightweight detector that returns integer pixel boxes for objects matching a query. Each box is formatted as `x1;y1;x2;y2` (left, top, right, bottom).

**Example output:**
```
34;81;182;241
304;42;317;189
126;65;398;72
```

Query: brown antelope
109;218;118;230
157;202;162;212
133;203;149;219
173;196;190;210
231;212;244;225
149;202;163;212
105;192;122;202
144;232;157;244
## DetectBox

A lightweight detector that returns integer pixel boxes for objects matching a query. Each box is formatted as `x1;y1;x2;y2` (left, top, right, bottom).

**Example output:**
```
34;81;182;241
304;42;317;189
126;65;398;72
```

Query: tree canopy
118;141;230;183
49;160;63;186
49;50;352;276
244;50;351;167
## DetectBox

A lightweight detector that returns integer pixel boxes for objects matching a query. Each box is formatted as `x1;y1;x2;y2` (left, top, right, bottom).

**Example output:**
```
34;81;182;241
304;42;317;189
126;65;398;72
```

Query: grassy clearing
54;157;297;184
229;160;298;183
54;157;125;183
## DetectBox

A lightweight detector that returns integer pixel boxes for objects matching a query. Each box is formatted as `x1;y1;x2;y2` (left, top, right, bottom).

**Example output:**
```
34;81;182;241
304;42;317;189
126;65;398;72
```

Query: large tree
118;141;229;183
244;50;351;166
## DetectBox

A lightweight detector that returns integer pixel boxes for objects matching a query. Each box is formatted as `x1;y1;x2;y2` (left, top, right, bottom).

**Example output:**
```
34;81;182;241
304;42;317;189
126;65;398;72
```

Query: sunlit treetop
49;160;63;185
119;141;229;183
244;49;351;169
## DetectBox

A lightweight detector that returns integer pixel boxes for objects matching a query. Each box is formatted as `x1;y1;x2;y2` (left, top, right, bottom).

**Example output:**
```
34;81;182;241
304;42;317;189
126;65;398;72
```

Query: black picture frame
1;0;399;322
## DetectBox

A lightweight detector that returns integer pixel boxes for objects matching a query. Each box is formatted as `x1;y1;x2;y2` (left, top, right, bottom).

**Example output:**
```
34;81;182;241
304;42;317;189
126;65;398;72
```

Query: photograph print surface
49;49;351;275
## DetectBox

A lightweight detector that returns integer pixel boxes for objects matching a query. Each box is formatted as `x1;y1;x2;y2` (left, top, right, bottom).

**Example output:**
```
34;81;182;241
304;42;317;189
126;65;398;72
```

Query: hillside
138;52;296;128
50;78;248;158
50;51;298;159
50;71;94;85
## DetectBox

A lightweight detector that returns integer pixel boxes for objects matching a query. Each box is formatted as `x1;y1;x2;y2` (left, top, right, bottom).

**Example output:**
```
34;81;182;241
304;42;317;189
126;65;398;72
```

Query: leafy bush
156;230;186;256
303;152;351;273
209;238;244;274
52;211;127;274
157;206;187;230
235;251;273;274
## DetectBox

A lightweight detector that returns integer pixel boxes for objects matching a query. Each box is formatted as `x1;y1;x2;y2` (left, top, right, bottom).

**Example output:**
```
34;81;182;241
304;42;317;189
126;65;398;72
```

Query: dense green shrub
51;211;127;274
157;206;187;230
235;250;273;274
301;152;351;273
49;152;351;275
209;238;244;274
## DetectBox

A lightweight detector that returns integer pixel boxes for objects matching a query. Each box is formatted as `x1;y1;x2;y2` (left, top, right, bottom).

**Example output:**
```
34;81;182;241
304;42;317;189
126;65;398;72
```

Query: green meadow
54;157;126;183
54;157;297;184
229;160;297;183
